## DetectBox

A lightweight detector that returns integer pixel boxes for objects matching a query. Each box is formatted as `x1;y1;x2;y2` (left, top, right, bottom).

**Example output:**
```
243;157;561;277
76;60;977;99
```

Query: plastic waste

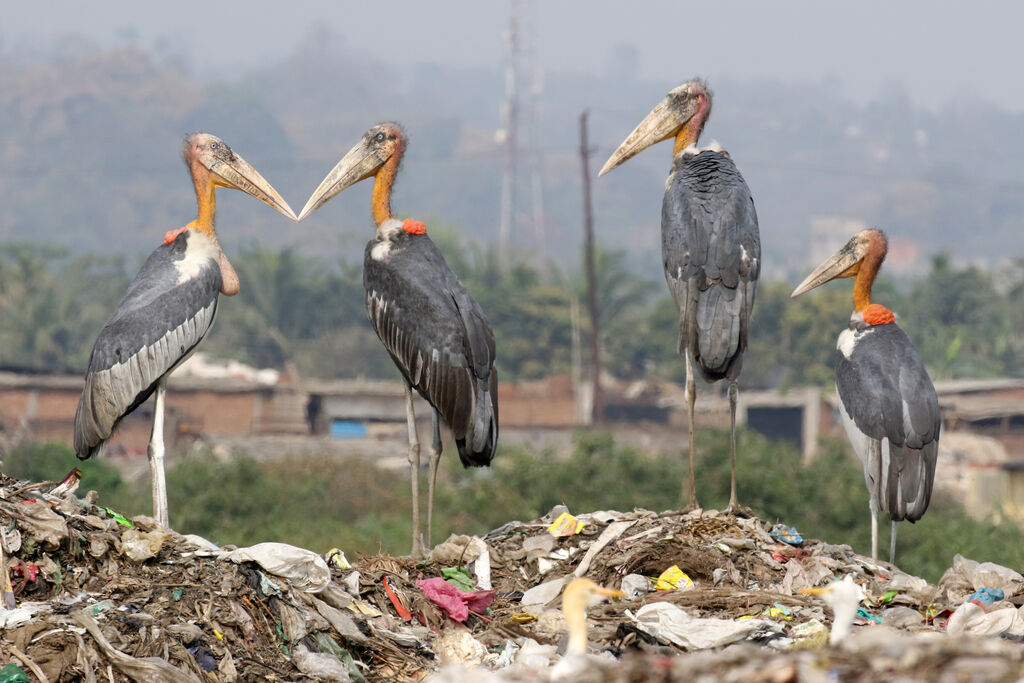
222;542;330;593
416;577;496;622
654;565;694;591
120;527;171;562
0;664;30;683
770;524;804;546
628;602;760;649
548;512;584;537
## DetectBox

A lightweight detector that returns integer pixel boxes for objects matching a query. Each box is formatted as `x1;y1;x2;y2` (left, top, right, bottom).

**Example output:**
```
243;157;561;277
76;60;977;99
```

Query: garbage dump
0;474;1022;682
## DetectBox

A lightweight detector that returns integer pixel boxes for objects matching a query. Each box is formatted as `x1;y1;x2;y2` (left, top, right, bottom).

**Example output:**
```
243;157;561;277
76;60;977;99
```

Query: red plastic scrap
770;552;789;564
382;576;412;621
415;577;496;623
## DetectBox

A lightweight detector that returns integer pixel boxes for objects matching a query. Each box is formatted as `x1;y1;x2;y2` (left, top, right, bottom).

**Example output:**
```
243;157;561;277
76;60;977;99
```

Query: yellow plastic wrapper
325;548;350;569
547;512;585;537
654;565;694;591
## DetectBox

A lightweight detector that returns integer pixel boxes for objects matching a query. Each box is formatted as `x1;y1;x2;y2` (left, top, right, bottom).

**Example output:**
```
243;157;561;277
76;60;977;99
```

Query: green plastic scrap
311;633;368;683
172;587;185;601
441;566;475;592
879;590;899;605
0;663;31;683
102;507;133;527
275;621;290;656
258;571;283;596
857;607;882;624
89;600;116;616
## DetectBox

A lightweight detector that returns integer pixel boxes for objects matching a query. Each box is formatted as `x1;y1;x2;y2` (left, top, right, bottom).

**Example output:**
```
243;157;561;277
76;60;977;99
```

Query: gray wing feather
836;322;940;522
365;235;497;467
662;150;759;382
74;237;220;459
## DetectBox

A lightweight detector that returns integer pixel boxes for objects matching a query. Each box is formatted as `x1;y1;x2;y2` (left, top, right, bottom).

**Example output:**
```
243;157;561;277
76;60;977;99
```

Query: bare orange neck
852;248;883;312
372;148;403;226
189;165;217;236
673;96;711;156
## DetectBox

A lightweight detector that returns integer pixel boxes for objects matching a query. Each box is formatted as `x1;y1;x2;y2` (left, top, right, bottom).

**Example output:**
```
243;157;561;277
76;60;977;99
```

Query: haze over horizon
4;1;1022;112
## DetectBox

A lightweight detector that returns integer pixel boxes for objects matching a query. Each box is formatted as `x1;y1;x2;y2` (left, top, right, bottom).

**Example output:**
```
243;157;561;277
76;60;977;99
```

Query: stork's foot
725;503;754;519
682;500;702;514
409;537;426;561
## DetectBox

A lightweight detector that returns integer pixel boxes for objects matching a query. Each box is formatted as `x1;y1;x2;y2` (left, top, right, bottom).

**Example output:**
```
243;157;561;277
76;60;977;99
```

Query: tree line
0;237;1021;388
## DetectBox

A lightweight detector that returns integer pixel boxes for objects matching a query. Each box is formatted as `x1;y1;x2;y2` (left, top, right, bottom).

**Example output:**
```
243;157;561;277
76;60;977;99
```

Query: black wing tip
455;436;496;468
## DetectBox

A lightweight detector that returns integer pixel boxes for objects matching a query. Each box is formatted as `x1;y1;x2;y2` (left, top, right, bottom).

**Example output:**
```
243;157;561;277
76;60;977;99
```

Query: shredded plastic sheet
416;577;496;623
628;602;761;650
221;542;331;593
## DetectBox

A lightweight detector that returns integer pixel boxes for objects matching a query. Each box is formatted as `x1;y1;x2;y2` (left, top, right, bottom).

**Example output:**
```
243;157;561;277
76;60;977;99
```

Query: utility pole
498;0;521;255
579;110;603;425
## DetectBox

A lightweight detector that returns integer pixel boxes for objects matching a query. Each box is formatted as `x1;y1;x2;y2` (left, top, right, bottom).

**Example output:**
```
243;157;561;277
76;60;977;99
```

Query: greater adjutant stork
74;133;296;527
791;229;939;564
298;122;498;557
599;80;760;514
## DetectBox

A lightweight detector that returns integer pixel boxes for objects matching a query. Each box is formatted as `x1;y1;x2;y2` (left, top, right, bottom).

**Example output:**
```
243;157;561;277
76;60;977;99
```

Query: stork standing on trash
74;134;296;527
298;122;498;557
600;80;760;514
792;229;939;563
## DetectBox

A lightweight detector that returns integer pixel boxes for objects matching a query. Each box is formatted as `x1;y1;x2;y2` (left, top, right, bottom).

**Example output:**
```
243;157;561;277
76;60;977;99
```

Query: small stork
600;80;760;514
298;122;498;557
74;133;295;527
792;229;939;563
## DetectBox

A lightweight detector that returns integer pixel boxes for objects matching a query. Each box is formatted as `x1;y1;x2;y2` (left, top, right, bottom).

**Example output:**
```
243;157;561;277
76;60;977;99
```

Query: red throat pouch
863;303;895;326
402;219;427;235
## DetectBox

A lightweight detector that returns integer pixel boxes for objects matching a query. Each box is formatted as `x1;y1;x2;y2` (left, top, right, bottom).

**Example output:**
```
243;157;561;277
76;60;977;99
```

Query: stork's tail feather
885;441;938;522
456;374;498;468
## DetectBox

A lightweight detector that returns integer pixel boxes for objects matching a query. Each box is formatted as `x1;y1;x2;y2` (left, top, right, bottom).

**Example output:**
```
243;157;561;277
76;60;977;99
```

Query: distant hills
2;35;1022;279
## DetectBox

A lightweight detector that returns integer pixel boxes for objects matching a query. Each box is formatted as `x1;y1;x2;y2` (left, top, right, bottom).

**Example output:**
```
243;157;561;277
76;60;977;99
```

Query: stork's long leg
148;378;170;527
869;498;879;562
889;520;897;565
683;350;699;511
724;381;751;516
404;384;424;558
426;409;442;550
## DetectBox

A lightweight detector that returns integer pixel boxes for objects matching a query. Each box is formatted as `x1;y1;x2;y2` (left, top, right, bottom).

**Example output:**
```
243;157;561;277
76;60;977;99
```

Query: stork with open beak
299;123;498;558
600;80;760;514
792;229;939;563
74;133;296;527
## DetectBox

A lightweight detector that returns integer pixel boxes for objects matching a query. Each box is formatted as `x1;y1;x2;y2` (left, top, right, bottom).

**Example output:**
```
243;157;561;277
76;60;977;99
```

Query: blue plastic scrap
770;524;804;546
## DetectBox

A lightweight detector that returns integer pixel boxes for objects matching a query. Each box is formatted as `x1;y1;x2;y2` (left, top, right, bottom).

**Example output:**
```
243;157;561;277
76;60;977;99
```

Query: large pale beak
594;587;627;599
791;242;862;298
599;97;689;176
799;586;830;596
209;155;296;220
298;141;386;221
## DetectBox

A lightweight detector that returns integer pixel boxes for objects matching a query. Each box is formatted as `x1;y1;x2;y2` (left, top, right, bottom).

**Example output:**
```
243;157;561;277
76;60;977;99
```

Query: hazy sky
4;1;1023;111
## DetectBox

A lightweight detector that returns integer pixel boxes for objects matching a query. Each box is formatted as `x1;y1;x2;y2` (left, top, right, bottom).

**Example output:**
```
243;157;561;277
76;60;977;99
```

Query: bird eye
210;143;218;149
375;132;385;141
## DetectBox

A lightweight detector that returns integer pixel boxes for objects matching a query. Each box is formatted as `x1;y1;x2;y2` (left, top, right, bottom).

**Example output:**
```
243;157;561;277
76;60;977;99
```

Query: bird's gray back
836;321;939;522
74;231;222;459
662;150;760;381
364;232;498;465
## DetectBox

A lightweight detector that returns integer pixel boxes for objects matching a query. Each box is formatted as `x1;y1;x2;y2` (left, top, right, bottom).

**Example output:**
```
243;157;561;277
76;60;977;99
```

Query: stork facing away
600;79;760;514
298;122;498;557
792;229;939;563
74;133;296;526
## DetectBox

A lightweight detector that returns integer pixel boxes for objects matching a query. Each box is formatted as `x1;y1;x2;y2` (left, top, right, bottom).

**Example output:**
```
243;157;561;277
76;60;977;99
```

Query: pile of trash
1;473;1023;682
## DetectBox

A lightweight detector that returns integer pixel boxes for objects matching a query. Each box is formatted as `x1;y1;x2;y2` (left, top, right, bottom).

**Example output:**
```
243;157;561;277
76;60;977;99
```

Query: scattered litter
547;511;584;537
654;565;694;591
770;524;804;546
0;471;1020;681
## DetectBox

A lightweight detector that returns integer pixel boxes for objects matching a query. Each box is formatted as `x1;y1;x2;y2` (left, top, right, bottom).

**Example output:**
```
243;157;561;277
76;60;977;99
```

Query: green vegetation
6;431;1021;584
1;241;1022;392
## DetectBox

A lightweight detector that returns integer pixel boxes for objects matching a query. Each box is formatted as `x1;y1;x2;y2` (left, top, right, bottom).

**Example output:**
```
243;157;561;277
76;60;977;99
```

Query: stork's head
183;133;296;220
791;229;889;298
800;575;864;646
599;78;712;176
298;122;407;221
